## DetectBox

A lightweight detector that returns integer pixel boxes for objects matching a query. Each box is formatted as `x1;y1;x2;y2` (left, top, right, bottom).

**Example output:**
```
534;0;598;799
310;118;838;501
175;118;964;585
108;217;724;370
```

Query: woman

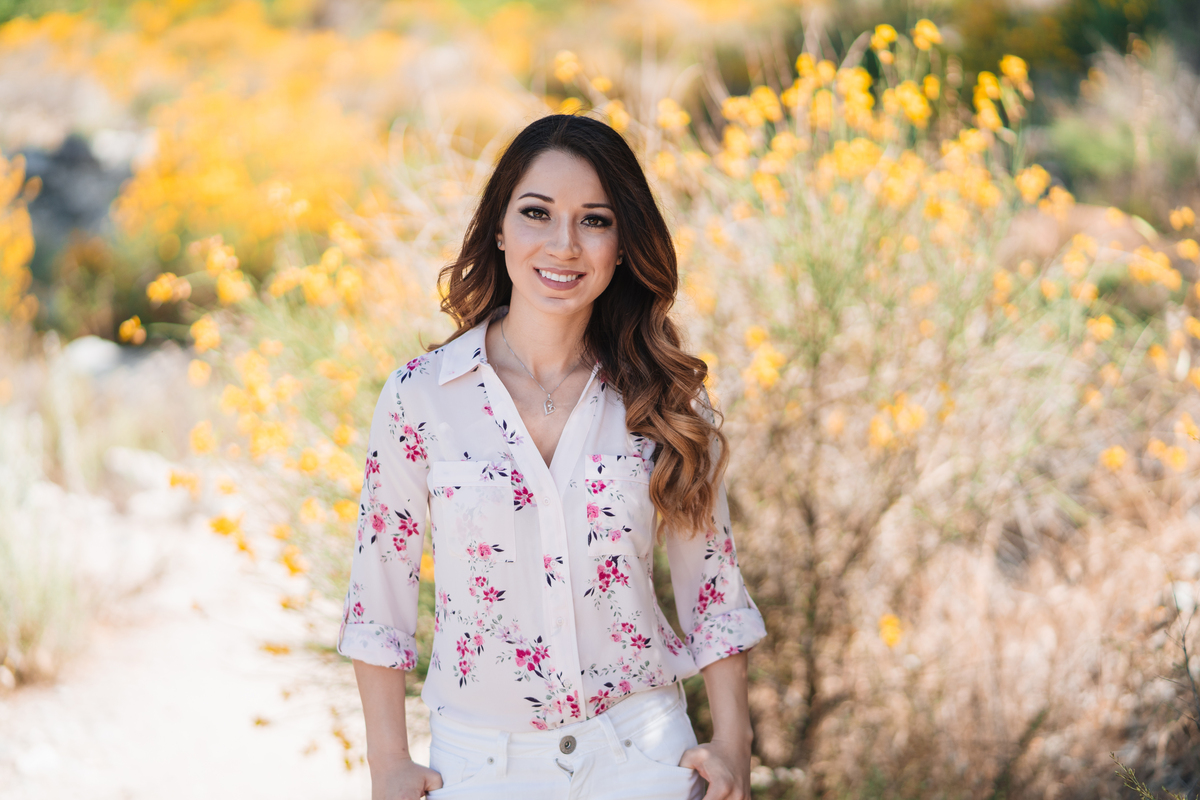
338;114;766;800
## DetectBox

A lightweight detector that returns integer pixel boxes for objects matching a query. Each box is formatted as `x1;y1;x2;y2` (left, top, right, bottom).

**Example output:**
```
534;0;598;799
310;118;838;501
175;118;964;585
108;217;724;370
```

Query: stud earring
497;238;504;249
616;254;623;265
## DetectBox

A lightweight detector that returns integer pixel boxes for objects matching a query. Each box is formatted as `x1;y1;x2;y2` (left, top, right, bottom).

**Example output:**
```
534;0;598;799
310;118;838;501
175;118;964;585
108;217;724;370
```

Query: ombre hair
434;114;726;539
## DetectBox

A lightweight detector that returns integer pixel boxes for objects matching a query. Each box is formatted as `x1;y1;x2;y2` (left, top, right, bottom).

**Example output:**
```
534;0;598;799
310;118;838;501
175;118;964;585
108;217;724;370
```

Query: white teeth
538;270;581;284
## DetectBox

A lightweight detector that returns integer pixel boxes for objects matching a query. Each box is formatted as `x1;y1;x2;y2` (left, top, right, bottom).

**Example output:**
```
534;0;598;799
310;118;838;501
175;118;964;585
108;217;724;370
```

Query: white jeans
426;682;705;800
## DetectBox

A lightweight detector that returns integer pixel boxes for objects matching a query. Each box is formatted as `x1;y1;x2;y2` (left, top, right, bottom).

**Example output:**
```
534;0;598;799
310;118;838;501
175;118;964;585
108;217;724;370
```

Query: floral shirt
337;309;767;732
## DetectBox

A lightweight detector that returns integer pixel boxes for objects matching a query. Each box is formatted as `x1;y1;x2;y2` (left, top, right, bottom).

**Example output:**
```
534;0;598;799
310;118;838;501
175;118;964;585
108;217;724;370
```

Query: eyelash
519;206;612;228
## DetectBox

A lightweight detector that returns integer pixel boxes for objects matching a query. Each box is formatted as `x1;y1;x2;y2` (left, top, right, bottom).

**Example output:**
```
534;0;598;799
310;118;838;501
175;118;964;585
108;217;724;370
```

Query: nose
544;217;580;260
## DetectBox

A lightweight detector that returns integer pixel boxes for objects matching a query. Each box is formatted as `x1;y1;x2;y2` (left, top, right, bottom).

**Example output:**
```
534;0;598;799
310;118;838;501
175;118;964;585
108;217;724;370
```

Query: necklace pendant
544;396;555;415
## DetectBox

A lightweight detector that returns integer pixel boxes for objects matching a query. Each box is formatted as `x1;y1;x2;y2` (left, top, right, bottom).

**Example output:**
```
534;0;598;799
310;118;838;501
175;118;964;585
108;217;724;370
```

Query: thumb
678;744;706;773
425;766;445;792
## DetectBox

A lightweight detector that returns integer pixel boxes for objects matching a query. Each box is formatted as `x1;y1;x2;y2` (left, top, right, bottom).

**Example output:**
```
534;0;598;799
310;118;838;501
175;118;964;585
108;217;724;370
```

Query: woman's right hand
371;756;444;800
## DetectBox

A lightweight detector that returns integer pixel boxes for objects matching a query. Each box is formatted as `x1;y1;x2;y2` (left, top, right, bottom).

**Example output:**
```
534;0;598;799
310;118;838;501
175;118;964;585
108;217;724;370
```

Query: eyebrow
517;192;612;210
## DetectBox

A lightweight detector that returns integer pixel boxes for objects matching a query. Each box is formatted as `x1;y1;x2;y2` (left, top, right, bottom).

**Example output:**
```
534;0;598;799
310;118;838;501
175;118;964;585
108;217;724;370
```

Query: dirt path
0;483;430;800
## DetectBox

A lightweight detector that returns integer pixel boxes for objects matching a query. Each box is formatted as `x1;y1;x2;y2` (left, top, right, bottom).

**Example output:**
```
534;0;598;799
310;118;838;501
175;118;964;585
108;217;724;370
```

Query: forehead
512;149;608;203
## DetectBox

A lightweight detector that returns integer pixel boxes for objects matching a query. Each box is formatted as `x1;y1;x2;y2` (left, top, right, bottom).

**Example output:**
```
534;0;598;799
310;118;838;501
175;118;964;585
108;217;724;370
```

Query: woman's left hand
679;738;751;800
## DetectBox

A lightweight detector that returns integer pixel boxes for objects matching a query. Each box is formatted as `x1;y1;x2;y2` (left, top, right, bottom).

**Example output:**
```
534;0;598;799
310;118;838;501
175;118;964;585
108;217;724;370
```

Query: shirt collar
436;307;504;385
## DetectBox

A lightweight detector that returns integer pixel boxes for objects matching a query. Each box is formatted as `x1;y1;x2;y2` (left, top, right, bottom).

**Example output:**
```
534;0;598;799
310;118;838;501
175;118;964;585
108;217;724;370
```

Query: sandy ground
0;477;431;800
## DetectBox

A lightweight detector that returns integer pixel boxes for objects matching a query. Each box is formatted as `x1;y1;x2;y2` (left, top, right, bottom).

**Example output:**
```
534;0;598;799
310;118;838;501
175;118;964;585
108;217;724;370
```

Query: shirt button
542;495;554;506
555;617;564;628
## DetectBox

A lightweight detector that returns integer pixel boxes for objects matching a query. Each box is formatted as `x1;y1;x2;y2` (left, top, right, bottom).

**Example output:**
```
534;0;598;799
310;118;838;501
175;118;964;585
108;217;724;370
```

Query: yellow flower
1148;438;1167;458
1099;446;1126;471
744;326;769;349
249;420;291;460
1070;283;1099;304
1100;362;1121;386
297;448;320;473
190;420;216;455
1164;446;1188;472
999;55;1028;84
1014;165;1050;204
1187;316;1200;339
187;359;211;387
591;75;612;93
190;315;220;353
872;24;897;48
334;499;358;522
878;613;903;648
552;50;581;84
299;497;325;525
1176;412;1200;441
557;97;583;116
209;514;241;536
868;414;894;449
205;244;238;275
922;75;940;100
1039;279;1061;301
333;423;356;447
1189;368;1200;391
1086;314;1115;341
1083;386;1102;409
146;272;180;304
169;469;200;498
910;283;938;305
420;552;435;582
259;338;284;357
1147;343;1168;374
119;315;146;345
1169;206;1195;230
1177;239;1200;262
271;523;292;540
992;270;1013;305
919;319;936;337
605;100;629;133
911;19;942;50
656;98;691;132
742;343;787;389
280;544;309;576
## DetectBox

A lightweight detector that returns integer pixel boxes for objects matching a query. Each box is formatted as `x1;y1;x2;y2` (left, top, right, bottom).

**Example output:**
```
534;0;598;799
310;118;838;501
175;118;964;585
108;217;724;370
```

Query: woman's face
498;149;620;320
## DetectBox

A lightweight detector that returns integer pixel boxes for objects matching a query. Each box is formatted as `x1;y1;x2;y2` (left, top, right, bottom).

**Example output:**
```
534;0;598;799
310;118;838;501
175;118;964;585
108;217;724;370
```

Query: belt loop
676;679;687;710
595;711;628;764
494;731;510;777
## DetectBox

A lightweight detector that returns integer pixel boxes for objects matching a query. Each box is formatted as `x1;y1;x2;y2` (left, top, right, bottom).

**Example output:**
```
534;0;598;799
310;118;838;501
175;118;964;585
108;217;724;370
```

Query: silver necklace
500;319;583;415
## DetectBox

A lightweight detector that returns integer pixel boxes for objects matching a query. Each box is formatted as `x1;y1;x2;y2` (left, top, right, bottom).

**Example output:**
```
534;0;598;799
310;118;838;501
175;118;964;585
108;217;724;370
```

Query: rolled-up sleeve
336;371;430;670
665;463;767;670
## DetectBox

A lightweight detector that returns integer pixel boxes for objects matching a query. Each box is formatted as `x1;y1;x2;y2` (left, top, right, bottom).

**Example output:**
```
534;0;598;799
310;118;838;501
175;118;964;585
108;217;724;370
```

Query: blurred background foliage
3;0;1200;797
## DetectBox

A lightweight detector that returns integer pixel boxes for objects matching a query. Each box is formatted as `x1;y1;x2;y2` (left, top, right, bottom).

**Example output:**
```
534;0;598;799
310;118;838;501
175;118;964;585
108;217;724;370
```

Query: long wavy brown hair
434;114;727;539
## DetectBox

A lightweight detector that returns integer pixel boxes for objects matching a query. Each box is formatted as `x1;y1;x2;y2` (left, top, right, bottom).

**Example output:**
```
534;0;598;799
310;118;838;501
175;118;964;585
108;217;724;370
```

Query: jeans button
559;735;577;754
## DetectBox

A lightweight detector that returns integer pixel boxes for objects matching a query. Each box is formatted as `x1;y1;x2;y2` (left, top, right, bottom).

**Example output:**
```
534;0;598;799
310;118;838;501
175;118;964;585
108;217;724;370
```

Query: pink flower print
397;514;419;537
513;486;534;508
543;555;553;569
352;601;364;619
393;536;407;553
483;404;494;416
587;503;600;521
483;586;501;603
511;468;523;484
611;631;622;643
722;538;734;556
621;622;635;633
567;692;581;718
695;581;726;615
371;513;386;534
531;719;548;730
472;634;485;652
608;530;622;542
589;686;612;714
630;634;649;651
474;575;487;588
515;648;535;671
477;543;493;559
621;662;632;674
618;680;631;694
445;487;455;499
365;456;380;476
456;635;472;658
590;454;602;463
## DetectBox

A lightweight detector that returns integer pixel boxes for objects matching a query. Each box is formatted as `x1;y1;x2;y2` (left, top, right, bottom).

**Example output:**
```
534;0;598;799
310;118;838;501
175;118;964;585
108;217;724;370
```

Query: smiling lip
535;268;584;290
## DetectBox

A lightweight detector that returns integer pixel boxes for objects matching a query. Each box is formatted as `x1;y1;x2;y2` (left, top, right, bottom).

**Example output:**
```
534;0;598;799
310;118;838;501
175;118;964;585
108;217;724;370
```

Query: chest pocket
583;453;655;557
428;459;516;564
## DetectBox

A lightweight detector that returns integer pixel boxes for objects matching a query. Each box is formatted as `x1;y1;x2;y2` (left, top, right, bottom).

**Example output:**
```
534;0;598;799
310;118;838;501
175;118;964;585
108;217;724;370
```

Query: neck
491;295;590;382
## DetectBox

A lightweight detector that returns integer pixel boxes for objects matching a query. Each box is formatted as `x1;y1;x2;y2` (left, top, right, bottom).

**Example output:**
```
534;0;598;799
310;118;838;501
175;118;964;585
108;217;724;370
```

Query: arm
680;651;752;800
338;372;436;798
353;660;443;800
